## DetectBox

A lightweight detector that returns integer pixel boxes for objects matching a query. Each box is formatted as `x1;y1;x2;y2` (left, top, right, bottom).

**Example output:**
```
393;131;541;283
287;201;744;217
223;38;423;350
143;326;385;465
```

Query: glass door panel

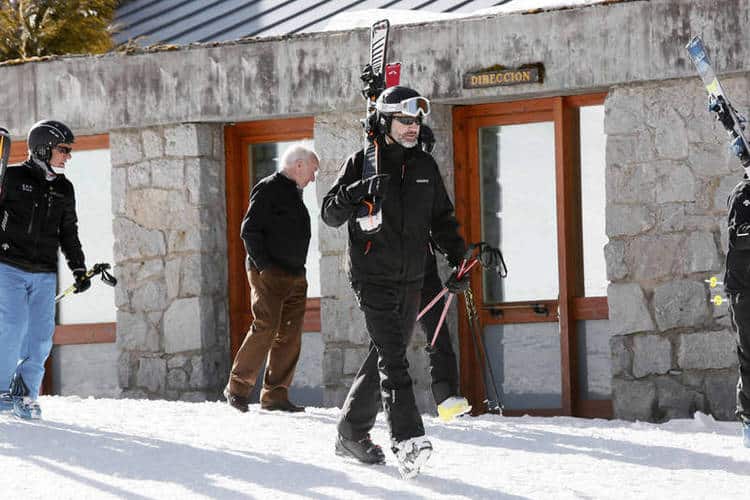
479;121;558;303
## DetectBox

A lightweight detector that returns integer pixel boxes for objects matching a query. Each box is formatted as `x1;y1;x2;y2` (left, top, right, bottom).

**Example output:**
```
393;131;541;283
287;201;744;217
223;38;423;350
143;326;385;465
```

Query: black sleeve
321;153;361;228
240;182;273;271
59;184;86;272
731;185;750;251
429;161;466;267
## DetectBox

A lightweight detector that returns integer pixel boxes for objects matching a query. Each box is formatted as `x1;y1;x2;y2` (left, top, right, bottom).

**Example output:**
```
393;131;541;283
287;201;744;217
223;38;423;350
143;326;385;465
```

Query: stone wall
606;76;746;421
111;124;230;401
316;105;459;414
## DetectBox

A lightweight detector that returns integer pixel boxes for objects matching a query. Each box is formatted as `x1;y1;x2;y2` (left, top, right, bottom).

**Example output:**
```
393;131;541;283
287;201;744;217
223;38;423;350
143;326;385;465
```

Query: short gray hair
279;141;319;171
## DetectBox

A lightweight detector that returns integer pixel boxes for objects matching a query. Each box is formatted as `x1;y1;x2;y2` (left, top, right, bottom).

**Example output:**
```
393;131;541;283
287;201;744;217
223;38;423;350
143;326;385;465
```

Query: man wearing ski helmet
322;86;469;478
0;120;89;419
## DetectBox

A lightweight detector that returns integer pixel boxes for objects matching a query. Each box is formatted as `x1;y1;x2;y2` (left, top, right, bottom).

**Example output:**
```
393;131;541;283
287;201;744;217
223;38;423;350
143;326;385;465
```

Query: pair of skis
356;20;400;234
686;36;750;169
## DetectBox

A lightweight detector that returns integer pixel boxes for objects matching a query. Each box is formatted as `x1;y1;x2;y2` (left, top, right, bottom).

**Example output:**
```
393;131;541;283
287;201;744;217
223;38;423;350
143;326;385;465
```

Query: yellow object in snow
437;396;472;422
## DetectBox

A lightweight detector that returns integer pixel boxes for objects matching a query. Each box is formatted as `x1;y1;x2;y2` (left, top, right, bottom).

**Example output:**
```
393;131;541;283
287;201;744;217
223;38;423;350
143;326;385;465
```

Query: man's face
49;143;72;168
297;156;319;188
389;114;421;148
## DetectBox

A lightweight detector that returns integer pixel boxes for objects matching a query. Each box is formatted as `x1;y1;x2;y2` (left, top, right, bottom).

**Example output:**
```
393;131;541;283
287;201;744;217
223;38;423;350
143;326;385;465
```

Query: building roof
113;0;608;47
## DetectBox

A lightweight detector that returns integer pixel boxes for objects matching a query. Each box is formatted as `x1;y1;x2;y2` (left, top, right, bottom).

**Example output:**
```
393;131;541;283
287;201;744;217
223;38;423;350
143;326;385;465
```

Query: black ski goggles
379;96;431;118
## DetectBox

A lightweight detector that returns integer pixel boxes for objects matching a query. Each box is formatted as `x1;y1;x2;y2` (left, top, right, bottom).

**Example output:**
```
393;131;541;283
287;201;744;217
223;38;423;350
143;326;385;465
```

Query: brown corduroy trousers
228;266;308;405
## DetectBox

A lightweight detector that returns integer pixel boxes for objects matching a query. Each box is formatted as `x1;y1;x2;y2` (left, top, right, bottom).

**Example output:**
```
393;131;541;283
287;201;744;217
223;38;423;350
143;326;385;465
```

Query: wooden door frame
224;117;316;360
453;93;611;418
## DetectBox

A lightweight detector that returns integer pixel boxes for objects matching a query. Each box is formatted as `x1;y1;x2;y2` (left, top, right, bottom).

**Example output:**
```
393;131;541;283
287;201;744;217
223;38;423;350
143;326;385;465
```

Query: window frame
453;94;610;418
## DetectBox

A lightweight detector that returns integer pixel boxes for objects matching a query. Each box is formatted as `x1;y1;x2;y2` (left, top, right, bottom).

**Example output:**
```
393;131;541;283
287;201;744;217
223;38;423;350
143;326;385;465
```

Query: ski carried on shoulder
0;127;10;201
686;36;750;169
357;19;400;233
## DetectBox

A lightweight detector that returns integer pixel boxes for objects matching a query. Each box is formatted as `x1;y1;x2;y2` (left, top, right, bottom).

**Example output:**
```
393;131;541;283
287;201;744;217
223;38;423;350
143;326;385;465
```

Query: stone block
163;297;203;353
704;370;738;421
655;162;694;202
684;232;720;274
654;376;704;420
606;204;655;237
607;283;655;335
164;123;212;157
128;161;151;188
165;258;181;299
604;91;645;136
167;228;202;253
604;240;628;281
180;254;203;297
323;347;344;385
609;334;632;378
185;157;223;206
607;163;656;204
714;174;739;211
688;142;732;177
653;280;709;331
612;378;656;421
136;357;166;393
677;330;736;370
151;158;185;190
606;132;655;166
625;234;683;281
111;167;127;215
130;280;168;313
116;311;159;351
110;130;143;166
167;368;189;390
142;128;163;158
632;334;671;378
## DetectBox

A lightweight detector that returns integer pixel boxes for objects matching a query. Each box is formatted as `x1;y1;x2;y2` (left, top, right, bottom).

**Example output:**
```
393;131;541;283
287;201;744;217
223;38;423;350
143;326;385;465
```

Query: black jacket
322;142;466;285
0;160;85;273
241;172;311;276
726;177;750;293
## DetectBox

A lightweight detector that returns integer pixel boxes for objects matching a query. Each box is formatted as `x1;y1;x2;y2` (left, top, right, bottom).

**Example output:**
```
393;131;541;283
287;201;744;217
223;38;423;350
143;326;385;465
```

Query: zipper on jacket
27;202;37;235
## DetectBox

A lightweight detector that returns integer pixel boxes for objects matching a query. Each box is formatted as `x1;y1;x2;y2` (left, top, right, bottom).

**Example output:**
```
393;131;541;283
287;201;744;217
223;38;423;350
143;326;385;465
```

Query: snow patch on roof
323;1;617;32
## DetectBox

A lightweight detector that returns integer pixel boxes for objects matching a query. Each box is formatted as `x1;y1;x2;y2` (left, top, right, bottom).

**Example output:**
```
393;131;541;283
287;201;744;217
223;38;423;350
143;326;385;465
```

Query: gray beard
395;137;418;148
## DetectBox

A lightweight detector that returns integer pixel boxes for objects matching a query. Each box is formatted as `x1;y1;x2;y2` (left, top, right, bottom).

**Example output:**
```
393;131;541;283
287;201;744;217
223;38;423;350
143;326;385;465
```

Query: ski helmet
27;120;75;163
375;86;431;133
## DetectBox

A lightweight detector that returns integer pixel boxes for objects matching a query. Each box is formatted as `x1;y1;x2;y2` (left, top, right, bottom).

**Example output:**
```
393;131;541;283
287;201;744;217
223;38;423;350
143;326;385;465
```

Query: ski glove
73;269;92;294
445;268;470;294
345;174;390;204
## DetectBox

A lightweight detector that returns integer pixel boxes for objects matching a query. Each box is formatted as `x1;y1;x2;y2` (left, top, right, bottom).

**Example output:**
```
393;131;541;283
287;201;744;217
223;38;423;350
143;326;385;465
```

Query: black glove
445;268;470;294
419;125;436;154
345;174;390;204
73;269;91;294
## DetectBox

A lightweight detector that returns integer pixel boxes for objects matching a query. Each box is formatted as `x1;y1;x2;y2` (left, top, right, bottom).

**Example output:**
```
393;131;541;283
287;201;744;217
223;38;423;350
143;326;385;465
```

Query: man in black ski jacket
322;86;469;478
725;175;750;447
0;120;89;420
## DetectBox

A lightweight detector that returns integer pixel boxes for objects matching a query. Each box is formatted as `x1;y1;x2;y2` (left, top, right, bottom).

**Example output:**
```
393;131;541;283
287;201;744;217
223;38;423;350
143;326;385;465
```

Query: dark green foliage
0;0;117;62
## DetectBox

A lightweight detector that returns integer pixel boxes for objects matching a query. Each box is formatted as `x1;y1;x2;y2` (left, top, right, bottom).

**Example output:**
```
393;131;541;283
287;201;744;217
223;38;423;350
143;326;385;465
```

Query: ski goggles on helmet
379;96;431;118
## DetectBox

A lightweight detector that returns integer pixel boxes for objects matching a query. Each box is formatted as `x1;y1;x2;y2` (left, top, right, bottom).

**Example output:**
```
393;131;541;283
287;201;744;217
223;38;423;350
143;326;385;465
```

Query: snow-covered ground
1;397;748;499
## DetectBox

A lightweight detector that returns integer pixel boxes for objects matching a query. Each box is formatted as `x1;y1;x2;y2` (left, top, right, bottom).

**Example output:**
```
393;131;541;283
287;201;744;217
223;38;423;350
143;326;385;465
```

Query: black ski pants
730;293;750;421
338;281;425;444
419;253;459;405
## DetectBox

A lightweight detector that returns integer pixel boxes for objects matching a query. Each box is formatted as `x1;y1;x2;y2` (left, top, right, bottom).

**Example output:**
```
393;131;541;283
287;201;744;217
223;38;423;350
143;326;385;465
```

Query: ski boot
437;396;471;422
13;397;41;420
394;436;432;479
335;433;385;464
742;420;750;448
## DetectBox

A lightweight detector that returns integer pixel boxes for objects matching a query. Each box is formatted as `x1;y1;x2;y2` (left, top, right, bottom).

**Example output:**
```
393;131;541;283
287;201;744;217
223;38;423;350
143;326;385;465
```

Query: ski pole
55;262;117;303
